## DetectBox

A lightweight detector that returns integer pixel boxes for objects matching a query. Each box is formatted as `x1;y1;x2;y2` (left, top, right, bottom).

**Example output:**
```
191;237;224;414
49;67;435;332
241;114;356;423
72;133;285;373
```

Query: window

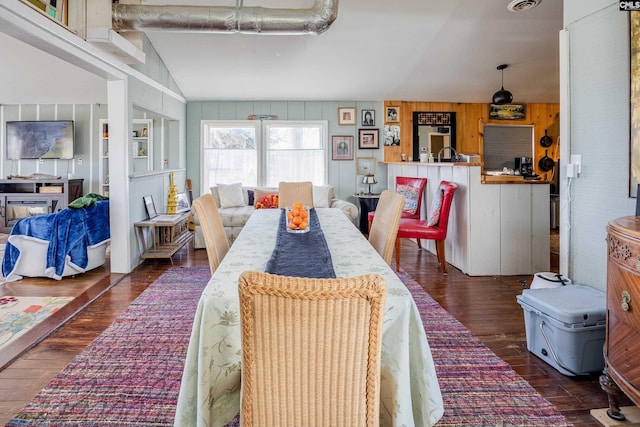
202;120;328;190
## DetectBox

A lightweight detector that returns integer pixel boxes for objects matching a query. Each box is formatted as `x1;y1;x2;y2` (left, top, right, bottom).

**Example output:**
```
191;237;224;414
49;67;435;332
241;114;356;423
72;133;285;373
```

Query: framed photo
384;125;401;146
386;106;400;123
361;109;375;126
143;195;157;219
332;135;354;160
356;157;375;176
358;128;380;149
176;192;191;213
489;104;526;120
338;107;356;125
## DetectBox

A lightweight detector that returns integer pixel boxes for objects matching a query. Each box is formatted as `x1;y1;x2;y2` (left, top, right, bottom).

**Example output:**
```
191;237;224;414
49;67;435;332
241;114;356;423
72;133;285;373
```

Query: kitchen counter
481;175;550;184
385;163;550;276
384;161;483;167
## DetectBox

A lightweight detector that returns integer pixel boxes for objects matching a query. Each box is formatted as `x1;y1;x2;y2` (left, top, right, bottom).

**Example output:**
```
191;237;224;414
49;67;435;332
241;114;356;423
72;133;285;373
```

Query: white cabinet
99;119;153;196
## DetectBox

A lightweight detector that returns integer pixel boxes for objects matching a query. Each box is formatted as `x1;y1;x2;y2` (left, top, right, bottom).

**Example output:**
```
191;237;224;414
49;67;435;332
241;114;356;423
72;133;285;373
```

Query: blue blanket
265;208;336;278
2;200;110;280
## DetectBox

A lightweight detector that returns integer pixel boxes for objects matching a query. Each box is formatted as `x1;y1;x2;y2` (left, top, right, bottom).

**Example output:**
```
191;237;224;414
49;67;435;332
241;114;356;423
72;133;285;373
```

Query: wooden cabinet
601;216;640;421
99;118;153;195
0;178;84;233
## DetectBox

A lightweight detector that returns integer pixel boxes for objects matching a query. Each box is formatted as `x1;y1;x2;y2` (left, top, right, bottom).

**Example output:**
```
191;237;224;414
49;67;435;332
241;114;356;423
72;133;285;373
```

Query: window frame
200;120;328;193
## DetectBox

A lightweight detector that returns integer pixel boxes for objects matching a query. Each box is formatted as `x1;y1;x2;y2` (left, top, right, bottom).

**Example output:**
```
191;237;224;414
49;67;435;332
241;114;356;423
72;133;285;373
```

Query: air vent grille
507;0;542;12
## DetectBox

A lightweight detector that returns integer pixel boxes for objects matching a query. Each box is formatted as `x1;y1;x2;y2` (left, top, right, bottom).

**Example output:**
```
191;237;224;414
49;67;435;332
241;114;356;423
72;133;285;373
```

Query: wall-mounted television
6;120;74;160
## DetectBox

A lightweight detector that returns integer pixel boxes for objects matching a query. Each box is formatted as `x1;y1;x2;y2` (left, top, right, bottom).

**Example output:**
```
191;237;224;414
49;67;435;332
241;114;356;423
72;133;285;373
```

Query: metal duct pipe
112;0;338;35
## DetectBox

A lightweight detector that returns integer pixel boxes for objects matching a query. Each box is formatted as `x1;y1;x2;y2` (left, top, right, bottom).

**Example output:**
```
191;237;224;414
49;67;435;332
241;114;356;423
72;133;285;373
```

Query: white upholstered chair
277;181;314;208
368;190;405;265
192;193;229;274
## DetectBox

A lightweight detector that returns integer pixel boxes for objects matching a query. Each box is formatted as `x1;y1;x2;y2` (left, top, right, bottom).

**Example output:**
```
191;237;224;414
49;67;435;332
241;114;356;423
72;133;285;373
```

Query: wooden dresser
601;216;640;420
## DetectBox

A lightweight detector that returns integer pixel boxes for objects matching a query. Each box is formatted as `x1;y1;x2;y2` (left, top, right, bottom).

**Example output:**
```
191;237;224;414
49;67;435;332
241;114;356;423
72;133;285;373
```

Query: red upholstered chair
367;176;427;231
394;181;458;273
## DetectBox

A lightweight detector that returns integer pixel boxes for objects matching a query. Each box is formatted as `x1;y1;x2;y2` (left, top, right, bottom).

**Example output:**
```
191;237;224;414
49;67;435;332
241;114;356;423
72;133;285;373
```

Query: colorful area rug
0;295;72;349
6;267;571;426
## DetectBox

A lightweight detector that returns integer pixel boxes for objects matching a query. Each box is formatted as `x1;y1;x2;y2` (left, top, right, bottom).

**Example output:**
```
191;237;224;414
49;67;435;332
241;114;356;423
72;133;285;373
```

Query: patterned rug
6;267;571;426
0;296;73;349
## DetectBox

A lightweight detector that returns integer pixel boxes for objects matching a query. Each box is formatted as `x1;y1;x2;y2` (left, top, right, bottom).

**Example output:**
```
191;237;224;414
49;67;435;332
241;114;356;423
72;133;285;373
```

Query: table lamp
362;174;377;195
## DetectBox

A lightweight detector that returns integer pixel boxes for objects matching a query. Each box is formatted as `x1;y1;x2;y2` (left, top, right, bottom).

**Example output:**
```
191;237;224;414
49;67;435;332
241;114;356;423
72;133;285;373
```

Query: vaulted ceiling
0;0;563;104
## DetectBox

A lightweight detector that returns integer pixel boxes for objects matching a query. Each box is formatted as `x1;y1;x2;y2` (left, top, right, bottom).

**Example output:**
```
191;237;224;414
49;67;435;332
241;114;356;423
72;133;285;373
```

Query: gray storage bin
516;285;606;376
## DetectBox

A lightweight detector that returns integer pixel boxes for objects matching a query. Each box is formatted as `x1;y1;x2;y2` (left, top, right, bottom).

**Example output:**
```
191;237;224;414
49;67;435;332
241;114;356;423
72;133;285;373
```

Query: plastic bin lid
517;285;606;325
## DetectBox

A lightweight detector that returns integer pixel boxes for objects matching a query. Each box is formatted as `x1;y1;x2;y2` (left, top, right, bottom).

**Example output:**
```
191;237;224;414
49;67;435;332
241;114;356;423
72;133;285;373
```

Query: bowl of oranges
286;203;310;233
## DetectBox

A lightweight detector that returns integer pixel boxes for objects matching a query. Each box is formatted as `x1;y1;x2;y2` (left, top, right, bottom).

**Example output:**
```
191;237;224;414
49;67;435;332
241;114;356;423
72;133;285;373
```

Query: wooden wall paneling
389;100;559;182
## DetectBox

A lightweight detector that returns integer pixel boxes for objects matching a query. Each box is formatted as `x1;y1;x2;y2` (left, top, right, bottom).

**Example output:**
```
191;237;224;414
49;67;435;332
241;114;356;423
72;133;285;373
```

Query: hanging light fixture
492;64;513;105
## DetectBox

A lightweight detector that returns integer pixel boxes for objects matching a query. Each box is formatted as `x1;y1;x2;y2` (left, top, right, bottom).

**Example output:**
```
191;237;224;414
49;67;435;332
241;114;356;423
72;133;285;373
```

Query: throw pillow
217;183;245;208
427;190;444;227
396;184;420;215
255;194;279;209
247;189;255;206
253;188;278;205
313;185;332;208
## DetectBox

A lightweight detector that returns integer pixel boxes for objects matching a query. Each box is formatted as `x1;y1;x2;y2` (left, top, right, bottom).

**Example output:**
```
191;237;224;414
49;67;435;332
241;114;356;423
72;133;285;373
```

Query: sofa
2;200;110;281
192;184;358;249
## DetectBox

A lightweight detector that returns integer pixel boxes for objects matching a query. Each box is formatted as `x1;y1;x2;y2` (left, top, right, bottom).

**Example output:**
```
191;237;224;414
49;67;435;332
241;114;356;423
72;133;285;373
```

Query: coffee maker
514;157;533;176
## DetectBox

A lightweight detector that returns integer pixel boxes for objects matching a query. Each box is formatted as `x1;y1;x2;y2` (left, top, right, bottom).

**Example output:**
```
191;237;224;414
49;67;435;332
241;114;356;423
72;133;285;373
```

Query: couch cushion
218;183;245;208
313;185;334;208
219;205;255;228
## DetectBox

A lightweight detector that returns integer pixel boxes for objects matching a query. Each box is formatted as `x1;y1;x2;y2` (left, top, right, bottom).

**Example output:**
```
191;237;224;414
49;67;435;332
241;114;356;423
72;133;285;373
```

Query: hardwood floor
0;237;626;426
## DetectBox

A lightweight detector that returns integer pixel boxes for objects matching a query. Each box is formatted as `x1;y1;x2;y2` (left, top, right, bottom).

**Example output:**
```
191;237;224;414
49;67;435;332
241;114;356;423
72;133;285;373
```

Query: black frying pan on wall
539;149;555;172
540;130;553;147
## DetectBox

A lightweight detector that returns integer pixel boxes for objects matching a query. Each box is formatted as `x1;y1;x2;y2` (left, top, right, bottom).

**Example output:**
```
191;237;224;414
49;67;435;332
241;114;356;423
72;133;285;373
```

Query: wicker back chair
238;271;387;427
368;190;405;265
278;181;314;208
192;193;229;274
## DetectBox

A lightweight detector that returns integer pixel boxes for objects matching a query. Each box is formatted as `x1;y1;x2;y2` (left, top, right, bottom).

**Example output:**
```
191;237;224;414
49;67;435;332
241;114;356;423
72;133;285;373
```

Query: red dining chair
394;181;458;273
368;176;427;232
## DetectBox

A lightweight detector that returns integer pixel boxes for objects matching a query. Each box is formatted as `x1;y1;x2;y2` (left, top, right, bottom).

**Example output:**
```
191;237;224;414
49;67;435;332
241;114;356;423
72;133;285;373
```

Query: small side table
134;213;192;263
353;193;381;234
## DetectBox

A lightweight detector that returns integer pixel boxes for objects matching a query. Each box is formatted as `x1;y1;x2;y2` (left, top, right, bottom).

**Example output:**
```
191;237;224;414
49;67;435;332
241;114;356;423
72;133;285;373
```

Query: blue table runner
265;208;336;278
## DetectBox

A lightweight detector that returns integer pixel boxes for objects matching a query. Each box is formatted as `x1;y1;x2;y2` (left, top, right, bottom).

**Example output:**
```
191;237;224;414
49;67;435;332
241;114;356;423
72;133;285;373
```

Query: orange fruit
287;211;294;220
300;209;308;219
293;202;303;210
288;222;297;229
292;216;302;226
299;221;308;229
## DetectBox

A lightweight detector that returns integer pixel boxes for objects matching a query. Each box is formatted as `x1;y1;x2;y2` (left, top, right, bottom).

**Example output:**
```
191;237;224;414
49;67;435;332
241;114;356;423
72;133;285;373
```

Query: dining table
174;207;444;427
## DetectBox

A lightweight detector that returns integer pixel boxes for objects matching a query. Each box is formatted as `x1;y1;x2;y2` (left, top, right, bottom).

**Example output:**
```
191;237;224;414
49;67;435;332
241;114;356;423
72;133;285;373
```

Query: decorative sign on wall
489;104;526;120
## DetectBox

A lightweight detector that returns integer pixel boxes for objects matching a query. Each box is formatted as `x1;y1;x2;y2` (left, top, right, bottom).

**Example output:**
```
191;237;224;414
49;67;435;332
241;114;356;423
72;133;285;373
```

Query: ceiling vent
507;0;542;12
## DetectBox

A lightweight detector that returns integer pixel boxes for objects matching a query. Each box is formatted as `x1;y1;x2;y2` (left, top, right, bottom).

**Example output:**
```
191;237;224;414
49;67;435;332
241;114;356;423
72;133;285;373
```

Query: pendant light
492;64;513;105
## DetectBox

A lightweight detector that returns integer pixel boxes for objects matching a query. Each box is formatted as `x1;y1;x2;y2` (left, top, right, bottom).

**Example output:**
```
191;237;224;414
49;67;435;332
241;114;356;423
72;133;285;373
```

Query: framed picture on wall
386;106;400;123
338;107;356;125
356;157;375;176
362;109;375;126
358;128;379;149
332;135;354;160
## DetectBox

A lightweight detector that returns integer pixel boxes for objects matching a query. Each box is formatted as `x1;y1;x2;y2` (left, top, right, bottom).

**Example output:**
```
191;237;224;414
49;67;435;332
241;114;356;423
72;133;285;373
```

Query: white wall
564;0;635;290
186;101;385;204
